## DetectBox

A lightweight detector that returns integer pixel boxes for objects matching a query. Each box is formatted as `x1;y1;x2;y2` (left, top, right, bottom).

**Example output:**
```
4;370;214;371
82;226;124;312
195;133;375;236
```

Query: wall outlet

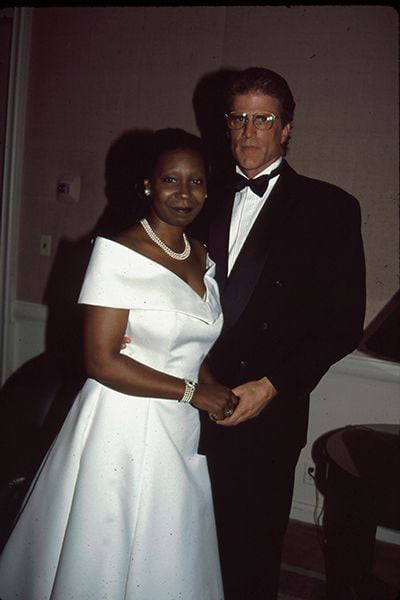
303;460;315;485
40;234;52;257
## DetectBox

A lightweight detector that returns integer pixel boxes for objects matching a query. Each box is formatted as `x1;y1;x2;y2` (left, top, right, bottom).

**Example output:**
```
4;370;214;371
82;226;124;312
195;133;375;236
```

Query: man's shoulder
283;161;360;212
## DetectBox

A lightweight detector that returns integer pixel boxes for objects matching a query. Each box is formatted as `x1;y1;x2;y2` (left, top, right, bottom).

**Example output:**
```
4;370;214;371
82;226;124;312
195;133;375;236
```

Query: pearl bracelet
180;380;197;404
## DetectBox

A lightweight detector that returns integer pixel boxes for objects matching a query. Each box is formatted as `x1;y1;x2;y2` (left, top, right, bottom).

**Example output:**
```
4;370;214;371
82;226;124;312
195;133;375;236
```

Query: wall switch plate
57;174;80;203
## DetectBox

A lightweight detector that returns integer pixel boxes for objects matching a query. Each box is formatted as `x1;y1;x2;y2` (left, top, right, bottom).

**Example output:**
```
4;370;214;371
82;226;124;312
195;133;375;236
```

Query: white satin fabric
0;237;224;600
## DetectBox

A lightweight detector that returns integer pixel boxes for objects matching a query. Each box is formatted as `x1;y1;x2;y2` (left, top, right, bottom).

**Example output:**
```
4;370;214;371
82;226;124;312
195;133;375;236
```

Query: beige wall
17;6;398;325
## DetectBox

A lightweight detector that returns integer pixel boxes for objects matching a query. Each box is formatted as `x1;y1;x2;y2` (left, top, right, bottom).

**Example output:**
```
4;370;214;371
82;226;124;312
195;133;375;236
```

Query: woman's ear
143;179;151;196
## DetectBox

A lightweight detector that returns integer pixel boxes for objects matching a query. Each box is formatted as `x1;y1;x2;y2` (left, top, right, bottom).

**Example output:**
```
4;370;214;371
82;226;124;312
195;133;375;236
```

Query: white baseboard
9;300;47;377
13;299;48;325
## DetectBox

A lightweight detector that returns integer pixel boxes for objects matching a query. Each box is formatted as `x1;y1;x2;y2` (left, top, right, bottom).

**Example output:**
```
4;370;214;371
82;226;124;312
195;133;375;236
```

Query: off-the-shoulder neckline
95;236;214;302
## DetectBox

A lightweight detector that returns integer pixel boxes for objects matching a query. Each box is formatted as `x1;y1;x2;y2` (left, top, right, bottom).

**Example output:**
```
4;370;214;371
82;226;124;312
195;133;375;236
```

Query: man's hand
216;376;277;426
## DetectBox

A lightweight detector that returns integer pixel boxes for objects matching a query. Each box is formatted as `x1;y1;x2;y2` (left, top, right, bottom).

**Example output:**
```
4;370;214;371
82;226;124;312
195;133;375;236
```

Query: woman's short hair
146;128;208;177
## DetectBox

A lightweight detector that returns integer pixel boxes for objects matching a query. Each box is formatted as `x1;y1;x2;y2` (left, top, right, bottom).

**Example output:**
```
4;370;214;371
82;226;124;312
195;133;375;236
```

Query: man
197;67;366;599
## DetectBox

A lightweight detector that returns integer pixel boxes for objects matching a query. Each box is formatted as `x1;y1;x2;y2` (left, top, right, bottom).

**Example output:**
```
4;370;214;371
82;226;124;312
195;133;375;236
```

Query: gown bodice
79;236;223;382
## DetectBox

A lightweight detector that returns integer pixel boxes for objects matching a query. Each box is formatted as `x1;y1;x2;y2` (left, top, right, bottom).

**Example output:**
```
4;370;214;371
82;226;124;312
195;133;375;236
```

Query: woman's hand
191;382;238;421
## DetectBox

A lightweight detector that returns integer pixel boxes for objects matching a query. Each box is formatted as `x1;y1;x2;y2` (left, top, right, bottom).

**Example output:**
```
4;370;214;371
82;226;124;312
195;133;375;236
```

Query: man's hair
226;67;296;127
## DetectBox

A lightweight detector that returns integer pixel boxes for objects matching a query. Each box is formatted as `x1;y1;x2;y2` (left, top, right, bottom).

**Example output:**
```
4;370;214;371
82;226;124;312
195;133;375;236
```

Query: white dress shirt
228;156;283;276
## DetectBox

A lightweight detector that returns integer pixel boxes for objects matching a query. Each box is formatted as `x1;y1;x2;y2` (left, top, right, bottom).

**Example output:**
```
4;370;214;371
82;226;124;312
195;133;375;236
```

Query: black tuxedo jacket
198;160;366;456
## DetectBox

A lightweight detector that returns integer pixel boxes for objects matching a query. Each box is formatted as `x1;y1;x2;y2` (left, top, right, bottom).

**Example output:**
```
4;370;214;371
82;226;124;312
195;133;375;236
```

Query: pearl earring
144;189;151;197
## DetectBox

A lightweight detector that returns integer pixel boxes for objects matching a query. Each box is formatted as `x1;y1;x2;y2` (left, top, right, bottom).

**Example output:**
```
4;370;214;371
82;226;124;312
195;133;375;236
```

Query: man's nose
243;117;257;136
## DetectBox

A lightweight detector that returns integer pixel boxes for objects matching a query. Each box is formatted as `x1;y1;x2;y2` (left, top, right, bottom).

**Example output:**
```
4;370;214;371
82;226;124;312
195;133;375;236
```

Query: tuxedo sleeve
265;194;366;398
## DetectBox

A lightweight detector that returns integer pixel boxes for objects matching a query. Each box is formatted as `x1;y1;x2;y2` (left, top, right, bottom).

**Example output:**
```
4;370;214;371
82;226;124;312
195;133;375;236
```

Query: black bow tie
233;165;282;197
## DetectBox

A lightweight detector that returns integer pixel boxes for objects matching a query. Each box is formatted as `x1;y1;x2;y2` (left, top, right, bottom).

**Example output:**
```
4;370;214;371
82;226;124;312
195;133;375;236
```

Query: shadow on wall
189;67;237;242
43;128;154;374
0;129;154;547
192;67;237;184
358;289;400;363
43;66;241;371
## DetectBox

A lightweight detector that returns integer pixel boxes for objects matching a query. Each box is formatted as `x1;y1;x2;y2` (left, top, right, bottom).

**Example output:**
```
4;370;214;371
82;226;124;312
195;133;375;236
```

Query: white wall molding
10;299;47;373
331;353;400;384
13;299;48;323
0;7;32;385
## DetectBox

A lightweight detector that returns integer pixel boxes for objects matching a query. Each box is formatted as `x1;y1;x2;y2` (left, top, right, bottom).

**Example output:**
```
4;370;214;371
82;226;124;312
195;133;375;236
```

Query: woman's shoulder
88;227;150;274
79;228;153;309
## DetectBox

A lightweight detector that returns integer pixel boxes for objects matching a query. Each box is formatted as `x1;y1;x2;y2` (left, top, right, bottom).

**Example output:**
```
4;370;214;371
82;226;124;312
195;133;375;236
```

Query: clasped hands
190;376;277;426
120;336;277;426
208;376;278;426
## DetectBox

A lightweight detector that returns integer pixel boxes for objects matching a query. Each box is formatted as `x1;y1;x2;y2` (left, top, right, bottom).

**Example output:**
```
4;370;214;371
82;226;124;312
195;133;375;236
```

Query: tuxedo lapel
207;190;234;290
220;161;297;333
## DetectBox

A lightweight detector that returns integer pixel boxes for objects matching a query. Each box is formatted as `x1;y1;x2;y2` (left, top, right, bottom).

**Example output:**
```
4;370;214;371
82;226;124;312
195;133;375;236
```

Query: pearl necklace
140;218;191;261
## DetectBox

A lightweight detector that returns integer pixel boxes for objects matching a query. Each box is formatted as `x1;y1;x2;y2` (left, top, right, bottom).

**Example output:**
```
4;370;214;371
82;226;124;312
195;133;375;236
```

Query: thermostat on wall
57;175;80;203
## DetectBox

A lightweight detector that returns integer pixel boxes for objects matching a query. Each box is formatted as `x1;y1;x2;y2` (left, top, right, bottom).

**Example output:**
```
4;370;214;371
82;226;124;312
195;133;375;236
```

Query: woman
0;129;236;599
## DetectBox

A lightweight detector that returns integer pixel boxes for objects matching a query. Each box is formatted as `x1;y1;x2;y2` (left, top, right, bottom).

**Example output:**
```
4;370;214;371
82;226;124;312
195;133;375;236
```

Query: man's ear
280;122;292;145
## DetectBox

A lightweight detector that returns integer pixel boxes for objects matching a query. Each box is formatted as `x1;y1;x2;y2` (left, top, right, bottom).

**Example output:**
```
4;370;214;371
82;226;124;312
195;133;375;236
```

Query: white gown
0;237;224;600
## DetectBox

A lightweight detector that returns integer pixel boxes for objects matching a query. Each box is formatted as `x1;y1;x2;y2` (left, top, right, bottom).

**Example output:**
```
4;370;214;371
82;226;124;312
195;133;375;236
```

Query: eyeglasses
225;111;280;131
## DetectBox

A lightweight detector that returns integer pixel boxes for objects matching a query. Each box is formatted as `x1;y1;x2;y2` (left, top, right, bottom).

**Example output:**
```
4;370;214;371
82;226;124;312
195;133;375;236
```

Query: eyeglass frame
225;111;280;131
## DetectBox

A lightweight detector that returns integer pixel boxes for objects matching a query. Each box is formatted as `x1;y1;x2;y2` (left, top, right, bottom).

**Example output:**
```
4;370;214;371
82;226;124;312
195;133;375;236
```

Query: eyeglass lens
227;113;275;130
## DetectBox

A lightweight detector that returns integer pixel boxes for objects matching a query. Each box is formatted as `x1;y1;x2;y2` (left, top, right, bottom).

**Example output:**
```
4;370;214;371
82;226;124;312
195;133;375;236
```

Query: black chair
312;425;400;600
